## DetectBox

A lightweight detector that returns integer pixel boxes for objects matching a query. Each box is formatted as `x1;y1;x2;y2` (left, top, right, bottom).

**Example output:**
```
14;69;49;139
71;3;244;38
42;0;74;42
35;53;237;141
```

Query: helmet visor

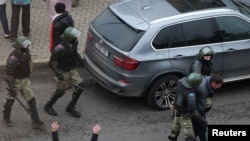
21;39;32;48
71;28;81;38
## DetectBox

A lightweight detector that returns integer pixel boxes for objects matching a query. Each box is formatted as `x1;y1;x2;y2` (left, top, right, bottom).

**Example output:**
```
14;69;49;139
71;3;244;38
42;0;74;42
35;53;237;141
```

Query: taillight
113;56;139;71
87;31;92;43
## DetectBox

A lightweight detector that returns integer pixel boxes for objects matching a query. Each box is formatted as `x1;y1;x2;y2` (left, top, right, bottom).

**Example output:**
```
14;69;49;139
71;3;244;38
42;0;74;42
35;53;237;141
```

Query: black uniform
189;59;213;76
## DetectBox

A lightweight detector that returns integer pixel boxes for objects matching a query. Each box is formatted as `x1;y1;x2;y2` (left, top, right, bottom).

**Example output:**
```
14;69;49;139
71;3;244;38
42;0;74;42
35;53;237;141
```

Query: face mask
20;47;27;52
69;38;77;43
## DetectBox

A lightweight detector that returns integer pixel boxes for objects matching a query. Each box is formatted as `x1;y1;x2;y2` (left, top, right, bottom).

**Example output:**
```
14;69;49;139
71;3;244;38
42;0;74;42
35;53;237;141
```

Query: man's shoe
65;107;81;118
44;103;58;116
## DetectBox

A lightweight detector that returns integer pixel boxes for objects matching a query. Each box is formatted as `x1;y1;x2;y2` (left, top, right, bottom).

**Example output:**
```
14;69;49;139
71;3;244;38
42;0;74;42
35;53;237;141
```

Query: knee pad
54;89;65;98
79;82;84;88
4;99;15;107
75;82;84;93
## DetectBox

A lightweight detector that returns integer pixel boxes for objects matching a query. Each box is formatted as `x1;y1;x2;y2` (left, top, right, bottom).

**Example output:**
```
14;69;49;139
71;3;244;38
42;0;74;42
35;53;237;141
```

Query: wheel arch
142;70;185;97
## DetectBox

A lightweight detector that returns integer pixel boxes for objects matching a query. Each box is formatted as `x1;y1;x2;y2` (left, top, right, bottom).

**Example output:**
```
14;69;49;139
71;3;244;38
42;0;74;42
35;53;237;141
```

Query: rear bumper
83;53;143;97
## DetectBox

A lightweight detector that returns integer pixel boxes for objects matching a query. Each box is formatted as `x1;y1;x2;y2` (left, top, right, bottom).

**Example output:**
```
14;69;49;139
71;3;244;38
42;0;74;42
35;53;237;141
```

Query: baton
65;80;85;91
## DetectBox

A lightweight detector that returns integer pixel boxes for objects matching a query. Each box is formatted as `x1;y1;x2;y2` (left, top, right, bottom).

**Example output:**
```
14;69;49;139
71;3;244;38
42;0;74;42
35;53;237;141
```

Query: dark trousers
0;3;10;34
192;110;207;141
10;4;30;37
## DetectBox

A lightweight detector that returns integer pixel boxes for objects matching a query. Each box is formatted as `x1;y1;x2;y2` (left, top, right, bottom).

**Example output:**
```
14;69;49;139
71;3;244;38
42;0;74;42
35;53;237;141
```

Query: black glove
190;111;208;127
57;73;64;81
79;59;85;68
8;85;17;97
205;104;212;113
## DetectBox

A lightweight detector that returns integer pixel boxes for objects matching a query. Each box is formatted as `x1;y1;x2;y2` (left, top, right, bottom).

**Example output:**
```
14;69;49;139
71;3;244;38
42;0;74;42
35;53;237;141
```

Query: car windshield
92;8;144;52
167;0;226;13
233;0;250;18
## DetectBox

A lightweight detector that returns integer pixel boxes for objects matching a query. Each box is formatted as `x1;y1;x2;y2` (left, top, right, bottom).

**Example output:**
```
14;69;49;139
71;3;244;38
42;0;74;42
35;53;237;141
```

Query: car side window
152;18;219;50
215;16;250;42
152;25;177;49
179;18;217;47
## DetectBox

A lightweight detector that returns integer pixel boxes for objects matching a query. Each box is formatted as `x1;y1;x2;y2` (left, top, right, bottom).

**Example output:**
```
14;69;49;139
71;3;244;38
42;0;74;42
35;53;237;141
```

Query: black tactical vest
175;78;195;114
57;41;78;71
10;49;31;79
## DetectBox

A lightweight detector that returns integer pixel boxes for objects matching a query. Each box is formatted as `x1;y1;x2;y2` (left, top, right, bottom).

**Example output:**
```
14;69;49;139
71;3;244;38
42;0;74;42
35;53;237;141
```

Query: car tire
146;75;179;110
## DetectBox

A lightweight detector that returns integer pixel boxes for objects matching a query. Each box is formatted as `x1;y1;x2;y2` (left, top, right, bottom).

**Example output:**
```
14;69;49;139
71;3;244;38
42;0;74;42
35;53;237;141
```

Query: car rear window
167;0;226;13
92;8;144;52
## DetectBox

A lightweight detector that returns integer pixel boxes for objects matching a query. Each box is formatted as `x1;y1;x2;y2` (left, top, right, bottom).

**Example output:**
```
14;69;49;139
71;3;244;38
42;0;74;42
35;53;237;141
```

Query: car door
215;16;250;81
169;18;224;75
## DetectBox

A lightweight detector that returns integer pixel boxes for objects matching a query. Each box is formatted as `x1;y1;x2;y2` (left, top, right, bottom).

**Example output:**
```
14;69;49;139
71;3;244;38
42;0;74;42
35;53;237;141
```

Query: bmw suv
83;0;250;110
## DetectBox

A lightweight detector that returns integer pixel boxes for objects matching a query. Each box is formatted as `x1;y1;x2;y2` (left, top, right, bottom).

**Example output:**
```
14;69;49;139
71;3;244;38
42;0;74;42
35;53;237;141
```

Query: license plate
95;43;109;57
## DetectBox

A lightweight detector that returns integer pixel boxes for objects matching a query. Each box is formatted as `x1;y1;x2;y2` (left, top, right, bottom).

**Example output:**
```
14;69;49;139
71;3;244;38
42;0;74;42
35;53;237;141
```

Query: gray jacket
195;76;214;112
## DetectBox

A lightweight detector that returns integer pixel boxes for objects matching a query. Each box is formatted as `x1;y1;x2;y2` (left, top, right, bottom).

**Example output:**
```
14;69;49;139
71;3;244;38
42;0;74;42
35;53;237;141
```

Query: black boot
2;99;15;127
28;97;44;129
44;90;64;116
168;130;180;141
65;91;82;118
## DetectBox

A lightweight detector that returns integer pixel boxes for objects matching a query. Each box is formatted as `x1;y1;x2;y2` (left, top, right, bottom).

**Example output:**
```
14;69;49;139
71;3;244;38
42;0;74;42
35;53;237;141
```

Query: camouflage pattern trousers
7;78;34;101
55;68;83;90
168;110;195;141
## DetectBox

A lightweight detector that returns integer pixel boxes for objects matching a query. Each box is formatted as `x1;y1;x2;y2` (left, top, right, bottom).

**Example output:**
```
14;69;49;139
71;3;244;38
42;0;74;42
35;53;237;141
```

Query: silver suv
83;0;250;110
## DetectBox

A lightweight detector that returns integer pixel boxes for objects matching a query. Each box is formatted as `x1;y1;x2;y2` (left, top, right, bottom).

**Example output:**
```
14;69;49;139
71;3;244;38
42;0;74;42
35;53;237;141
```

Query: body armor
51;40;78;71
6;49;31;79
175;78;196;114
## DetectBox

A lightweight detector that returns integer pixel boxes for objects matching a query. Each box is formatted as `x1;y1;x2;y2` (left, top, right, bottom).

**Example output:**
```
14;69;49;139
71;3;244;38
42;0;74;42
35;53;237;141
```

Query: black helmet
61;27;81;42
186;73;203;88
198;46;214;60
12;36;31;50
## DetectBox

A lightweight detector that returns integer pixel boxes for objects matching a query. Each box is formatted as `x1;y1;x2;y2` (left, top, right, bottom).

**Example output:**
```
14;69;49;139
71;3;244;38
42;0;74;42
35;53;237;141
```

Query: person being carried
192;73;223;141
51;121;101;141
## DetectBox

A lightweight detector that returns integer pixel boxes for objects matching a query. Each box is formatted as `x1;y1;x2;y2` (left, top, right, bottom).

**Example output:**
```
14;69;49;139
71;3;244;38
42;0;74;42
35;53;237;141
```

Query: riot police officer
189;46;215;112
168;73;207;141
189;46;214;76
3;36;44;129
44;27;85;118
